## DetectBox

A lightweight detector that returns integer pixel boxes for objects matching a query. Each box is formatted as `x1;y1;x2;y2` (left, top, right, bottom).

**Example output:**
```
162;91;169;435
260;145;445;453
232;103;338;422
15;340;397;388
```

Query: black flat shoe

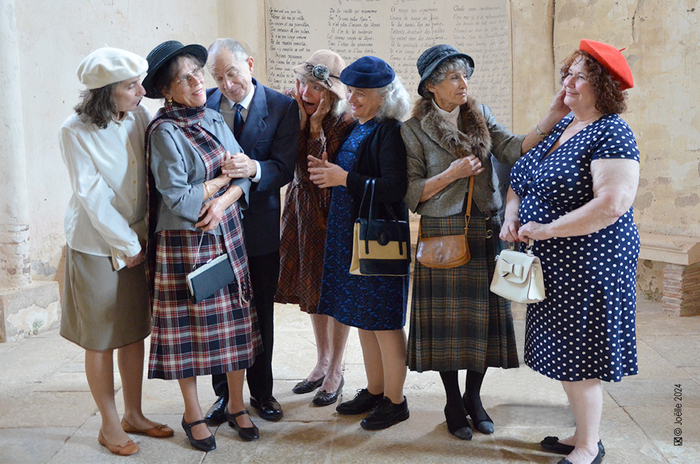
250;396;283;421
360;397;410;430
444;404;472;440
224;409;259;441
293;376;325;394
181;416;216;452
541;436;575;454
312;377;344;406
463;395;494;434
204;396;227;425
336;388;384;415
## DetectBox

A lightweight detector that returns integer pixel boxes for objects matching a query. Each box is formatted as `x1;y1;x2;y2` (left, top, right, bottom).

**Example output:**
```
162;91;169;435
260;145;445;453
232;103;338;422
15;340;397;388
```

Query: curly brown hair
560;51;627;115
74;83;118;129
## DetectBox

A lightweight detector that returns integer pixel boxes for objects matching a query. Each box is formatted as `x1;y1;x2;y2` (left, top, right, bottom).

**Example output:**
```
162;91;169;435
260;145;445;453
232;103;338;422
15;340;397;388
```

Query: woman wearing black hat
142;40;261;449
308;56;411;430
402;44;568;440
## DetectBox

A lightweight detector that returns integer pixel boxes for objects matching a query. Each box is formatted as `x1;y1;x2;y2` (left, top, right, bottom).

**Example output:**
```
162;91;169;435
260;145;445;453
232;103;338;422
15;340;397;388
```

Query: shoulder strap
418;175;475;239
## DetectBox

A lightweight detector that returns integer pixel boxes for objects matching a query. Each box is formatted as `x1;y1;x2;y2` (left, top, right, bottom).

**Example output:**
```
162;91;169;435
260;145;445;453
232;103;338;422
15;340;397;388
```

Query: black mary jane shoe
293;375;325;394
312;377;344;406
181;416;216;452
444;404;472;440
224;409;260;441
463;395;494;434
556;441;605;464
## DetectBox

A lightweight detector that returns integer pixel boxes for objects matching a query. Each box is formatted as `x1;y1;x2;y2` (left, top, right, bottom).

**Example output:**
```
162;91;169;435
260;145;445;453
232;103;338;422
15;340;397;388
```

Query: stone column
0;0;31;289
0;0;60;342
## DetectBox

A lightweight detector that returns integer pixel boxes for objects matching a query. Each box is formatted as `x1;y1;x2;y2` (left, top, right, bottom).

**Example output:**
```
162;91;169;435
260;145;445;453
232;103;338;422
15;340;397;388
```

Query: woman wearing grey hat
143;40;260;449
59;47;174;456
276;50;356;406
402;44;568;440
309;56;412;430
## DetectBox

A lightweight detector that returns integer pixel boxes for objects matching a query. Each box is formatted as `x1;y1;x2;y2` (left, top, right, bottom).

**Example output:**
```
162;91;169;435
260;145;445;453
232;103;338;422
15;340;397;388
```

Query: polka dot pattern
510;114;640;382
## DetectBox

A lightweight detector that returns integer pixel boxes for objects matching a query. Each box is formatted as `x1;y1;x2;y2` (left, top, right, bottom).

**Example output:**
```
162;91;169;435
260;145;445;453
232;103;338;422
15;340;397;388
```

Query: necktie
233;103;244;139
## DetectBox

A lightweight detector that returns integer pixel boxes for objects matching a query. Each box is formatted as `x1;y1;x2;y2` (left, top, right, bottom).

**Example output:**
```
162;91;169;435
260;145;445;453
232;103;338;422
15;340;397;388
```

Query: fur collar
413;97;492;161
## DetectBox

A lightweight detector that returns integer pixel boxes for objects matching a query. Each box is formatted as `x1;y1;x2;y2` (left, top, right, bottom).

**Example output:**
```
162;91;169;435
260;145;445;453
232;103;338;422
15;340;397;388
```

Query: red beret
579;39;634;90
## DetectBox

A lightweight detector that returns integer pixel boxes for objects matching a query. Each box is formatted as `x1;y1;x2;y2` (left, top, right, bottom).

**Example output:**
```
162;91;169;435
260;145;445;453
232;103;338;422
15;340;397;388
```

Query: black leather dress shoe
293;376;325;394
336;388;384;415
360;397;410;430
204;396;227;425
312;377;344;406
250;396;283;421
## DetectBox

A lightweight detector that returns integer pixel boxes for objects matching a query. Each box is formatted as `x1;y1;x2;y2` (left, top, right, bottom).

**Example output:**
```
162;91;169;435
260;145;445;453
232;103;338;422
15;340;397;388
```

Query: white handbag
490;240;545;304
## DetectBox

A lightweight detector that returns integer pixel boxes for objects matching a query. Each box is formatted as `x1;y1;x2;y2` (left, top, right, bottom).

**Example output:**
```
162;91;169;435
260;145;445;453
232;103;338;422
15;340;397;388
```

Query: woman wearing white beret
59;47;174;456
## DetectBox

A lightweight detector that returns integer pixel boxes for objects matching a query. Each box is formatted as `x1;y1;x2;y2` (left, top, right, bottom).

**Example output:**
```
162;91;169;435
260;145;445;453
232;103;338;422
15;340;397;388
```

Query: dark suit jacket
206;79;299;256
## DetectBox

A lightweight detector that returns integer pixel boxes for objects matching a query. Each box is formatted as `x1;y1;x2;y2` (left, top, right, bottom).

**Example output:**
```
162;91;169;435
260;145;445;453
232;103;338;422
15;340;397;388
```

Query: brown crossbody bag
415;176;474;269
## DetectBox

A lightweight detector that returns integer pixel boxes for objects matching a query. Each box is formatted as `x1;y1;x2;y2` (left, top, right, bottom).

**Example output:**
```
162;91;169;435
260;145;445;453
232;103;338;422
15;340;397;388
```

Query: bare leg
307;312;332;382
85;349;130;445
561;379;603;464
118;340;161;430
357;329;384;395
226;369;254;428
374;329;407;404
178;377;211;440
319;317;350;392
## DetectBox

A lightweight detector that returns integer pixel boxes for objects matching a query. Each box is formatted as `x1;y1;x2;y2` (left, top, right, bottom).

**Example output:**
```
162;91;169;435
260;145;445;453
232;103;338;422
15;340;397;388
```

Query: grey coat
149;108;251;234
401;97;524;217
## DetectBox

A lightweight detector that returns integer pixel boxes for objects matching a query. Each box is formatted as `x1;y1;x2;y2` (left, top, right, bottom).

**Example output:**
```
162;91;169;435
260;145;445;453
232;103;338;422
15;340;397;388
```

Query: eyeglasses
304;63;338;88
174;66;204;86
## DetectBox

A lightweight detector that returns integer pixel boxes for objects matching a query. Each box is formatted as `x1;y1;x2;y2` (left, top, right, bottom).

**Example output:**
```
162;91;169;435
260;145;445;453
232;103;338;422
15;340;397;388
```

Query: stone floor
0;296;698;463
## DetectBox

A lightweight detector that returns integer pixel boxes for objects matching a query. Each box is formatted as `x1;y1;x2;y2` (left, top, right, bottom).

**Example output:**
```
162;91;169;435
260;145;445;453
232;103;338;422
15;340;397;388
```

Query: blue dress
317;120;408;330
510;113;639;382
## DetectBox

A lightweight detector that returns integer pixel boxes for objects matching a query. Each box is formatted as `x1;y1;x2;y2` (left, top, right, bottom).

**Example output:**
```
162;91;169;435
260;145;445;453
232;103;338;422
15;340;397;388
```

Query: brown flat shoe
121;417;174;438
98;430;140;456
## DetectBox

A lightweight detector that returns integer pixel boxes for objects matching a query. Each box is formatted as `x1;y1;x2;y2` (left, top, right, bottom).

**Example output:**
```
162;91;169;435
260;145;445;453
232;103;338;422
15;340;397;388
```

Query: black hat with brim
417;44;474;98
142;40;208;98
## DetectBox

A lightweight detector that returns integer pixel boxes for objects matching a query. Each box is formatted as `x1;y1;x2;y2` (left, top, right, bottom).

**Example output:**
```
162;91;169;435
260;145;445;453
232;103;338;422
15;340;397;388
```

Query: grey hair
375;77;411;122
207;38;249;69
420;57;473;99
295;73;346;117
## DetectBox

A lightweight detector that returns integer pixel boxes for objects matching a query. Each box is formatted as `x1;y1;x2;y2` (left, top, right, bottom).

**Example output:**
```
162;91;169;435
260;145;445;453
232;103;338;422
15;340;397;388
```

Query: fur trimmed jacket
401;97;524;217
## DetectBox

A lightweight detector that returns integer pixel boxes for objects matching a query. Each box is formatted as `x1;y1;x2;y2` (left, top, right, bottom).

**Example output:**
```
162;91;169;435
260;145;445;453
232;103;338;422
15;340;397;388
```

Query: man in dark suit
204;38;299;423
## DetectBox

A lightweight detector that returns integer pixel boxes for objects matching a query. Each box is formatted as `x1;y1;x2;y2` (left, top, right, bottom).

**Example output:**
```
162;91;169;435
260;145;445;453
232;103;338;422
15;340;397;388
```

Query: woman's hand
290;80;308;130
308;152;348;188
309;89;332;136
547;86;571;123
125;250;145;268
196;196;227;231
517;221;553;242
448;155;484;179
499;218;521;243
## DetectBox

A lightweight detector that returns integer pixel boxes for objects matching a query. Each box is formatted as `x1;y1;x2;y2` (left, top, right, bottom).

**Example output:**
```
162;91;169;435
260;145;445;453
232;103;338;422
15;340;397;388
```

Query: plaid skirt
407;205;519;372
148;229;261;380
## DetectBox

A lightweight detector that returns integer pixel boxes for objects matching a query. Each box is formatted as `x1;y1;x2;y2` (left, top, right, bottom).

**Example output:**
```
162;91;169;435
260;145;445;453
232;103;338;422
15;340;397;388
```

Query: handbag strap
419;175;475;239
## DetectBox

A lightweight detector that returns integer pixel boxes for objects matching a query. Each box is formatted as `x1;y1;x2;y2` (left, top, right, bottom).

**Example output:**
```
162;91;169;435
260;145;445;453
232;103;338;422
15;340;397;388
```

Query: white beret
77;47;148;89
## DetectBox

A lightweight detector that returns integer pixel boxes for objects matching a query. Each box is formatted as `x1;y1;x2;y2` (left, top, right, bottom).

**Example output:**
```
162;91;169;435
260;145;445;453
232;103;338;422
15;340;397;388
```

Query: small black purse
349;179;411;276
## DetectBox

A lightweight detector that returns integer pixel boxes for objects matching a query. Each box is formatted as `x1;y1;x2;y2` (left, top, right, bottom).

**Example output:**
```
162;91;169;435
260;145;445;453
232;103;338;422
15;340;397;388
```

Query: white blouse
59;104;151;265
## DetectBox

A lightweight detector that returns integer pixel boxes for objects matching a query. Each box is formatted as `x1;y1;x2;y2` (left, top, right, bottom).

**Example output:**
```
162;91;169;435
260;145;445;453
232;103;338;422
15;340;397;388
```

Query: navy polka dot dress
510;113;640;382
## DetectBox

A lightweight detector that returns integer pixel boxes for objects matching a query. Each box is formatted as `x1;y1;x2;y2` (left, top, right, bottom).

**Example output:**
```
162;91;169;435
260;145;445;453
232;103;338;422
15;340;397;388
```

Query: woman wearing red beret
501;40;639;464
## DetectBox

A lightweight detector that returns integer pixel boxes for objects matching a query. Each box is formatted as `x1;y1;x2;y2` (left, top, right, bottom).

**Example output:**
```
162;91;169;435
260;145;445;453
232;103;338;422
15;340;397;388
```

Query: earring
167;98;173;103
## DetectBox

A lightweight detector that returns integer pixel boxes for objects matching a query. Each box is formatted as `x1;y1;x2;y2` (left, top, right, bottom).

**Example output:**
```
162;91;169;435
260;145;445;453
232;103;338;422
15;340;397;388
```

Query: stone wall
5;0;698;299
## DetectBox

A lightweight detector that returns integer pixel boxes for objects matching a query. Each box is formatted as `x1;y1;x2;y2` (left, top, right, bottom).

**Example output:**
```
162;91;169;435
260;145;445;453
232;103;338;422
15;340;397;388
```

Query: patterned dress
276;113;355;312
146;103;261;380
317;120;408;330
510;113;640;382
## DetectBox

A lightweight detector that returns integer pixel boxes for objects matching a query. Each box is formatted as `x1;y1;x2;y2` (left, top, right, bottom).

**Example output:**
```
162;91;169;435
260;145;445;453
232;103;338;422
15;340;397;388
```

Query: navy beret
340;56;395;89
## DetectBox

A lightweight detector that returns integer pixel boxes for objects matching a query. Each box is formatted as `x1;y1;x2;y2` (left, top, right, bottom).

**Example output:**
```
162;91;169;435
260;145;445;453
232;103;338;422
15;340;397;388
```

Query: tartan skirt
148;230;261;380
407;204;519;373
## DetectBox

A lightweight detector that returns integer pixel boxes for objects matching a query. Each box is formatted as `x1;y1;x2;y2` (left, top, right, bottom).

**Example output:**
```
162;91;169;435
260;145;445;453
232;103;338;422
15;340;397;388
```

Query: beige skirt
60;246;151;351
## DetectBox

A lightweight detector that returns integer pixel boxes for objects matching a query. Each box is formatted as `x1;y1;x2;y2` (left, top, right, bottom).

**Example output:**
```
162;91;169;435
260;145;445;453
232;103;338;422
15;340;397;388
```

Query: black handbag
349;179;410;276
186;233;236;303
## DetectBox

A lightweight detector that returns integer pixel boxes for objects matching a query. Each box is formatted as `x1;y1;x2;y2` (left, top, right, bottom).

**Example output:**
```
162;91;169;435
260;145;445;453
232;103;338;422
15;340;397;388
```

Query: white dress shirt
59;104;151;263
